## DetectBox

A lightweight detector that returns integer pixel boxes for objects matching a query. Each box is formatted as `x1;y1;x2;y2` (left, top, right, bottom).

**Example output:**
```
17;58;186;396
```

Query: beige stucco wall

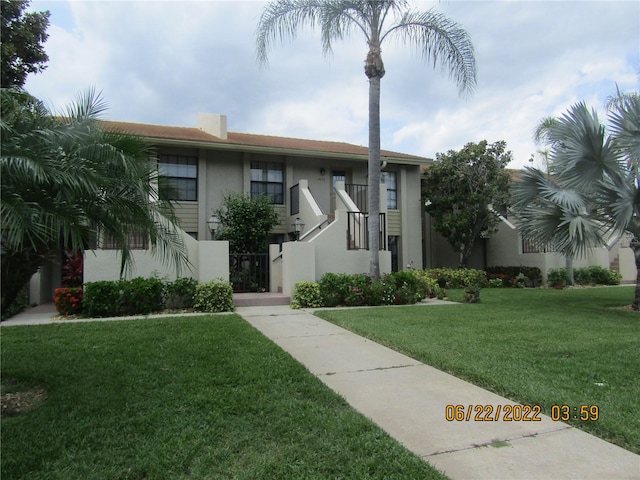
84;232;229;284
399;165;424;270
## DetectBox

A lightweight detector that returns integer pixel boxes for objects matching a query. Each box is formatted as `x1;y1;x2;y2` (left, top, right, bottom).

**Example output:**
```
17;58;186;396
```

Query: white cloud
24;0;639;170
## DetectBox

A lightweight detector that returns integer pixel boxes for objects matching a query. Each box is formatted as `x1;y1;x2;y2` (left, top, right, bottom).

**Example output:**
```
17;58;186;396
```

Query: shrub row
574;266;622;286
291;271;444;309
547;266;622;287
485;266;543;287
71;277;233;318
422;268;488;288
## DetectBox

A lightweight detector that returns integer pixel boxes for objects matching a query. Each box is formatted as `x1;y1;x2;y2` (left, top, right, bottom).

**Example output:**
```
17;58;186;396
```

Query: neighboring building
422;168;635;283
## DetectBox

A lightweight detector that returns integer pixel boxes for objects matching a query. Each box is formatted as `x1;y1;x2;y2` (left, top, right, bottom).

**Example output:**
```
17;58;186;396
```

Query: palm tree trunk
565;256;574;285
368;74;381;278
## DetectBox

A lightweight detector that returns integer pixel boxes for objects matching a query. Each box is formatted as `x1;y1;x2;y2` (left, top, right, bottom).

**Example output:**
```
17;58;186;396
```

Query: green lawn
315;286;640;454
1;315;447;480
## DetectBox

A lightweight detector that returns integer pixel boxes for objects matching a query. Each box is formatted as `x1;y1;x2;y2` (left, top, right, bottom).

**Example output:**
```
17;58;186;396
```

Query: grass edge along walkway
1;314;448;480
315;286;639;455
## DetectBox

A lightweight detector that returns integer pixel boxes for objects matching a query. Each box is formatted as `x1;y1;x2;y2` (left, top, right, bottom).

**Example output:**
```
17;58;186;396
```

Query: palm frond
608;92;640;172
549;102;623;189
255;0;326;66
385;8;476;95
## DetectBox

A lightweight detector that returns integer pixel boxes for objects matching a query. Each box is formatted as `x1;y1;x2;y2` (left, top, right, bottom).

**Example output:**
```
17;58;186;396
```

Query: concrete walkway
3;303;639;479
237;305;640;480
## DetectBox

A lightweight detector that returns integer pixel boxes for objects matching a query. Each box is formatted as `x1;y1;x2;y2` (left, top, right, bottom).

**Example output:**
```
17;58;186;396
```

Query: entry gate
229;253;269;293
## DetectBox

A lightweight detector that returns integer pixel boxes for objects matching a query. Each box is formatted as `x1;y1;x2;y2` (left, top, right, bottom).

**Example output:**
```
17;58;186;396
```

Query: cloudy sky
25;0;639;169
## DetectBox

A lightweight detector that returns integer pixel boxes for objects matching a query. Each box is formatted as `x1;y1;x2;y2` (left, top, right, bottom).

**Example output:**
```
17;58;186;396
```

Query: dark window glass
250;161;284;204
158;155;197;201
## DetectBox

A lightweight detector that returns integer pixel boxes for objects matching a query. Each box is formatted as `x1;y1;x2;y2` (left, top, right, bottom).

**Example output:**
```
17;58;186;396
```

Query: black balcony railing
344;184;368;212
522;238;557;254
346;212;386;250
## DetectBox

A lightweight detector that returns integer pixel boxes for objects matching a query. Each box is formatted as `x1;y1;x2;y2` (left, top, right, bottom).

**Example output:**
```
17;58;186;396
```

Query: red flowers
54;287;83;316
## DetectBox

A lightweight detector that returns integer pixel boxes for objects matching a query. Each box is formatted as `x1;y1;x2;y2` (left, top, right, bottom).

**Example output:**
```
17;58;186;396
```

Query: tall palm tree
256;0;476;277
1;88;189;315
512;95;640;309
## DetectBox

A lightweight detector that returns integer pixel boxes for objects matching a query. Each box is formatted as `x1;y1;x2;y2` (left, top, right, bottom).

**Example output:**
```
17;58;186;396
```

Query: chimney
197;113;227;139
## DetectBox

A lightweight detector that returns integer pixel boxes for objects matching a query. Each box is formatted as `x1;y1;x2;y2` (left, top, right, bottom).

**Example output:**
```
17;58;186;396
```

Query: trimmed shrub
365;275;399;305
83;281;121;317
486;266;542;287
318;273;352;307
164;277;198;309
391;270;428;304
193;279;235;313
574;266;622;286
547;268;569;287
291;282;322;309
314;271;431;308
412;271;445;299
120;277;164;315
54;287;84;316
423;268;488;288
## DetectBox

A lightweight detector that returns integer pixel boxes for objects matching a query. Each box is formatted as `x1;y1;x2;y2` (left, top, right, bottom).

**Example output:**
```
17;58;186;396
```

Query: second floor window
251;161;284;204
381;171;397;209
158;154;197;201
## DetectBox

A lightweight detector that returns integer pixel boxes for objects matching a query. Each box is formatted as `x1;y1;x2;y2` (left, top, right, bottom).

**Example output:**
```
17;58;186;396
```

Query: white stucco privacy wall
84;232;230;283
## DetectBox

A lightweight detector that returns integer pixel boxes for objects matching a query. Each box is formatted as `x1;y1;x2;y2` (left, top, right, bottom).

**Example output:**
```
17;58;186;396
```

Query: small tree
214;193;280;253
422;140;512;267
1;0;50;88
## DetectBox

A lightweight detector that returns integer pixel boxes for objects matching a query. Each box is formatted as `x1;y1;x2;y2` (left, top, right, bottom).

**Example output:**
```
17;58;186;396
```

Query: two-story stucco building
47;112;430;300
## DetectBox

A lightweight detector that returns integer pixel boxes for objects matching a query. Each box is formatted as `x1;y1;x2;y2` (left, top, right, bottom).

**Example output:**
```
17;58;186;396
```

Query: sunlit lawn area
315;286;639;454
1;315;447;480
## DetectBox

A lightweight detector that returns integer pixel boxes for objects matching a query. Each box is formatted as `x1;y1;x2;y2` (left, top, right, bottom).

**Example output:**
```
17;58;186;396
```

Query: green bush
488;278;503;288
120;277;164;315
1;286;30;320
164;277;198;309
193;279;235;313
423;268;488;288
343;274;370;307
574;266;622;286
366;275;399;305
412;271;445;298
318;273;352;307
547;268;569;287
486;266;543;287
291;282;322;309
83;281;121;317
390;270;428;304
314;271;433;308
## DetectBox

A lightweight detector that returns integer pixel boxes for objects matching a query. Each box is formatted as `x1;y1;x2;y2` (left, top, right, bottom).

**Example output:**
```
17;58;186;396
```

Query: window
251;161;284;204
101;231;149;250
158;155;197;201
381;171;397;209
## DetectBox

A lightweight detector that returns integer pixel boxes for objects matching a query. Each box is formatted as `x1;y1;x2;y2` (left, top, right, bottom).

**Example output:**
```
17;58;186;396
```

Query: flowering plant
54;287;83;316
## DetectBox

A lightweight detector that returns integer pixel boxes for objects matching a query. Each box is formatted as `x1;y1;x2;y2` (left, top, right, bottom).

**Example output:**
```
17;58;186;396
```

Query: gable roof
101;120;430;166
